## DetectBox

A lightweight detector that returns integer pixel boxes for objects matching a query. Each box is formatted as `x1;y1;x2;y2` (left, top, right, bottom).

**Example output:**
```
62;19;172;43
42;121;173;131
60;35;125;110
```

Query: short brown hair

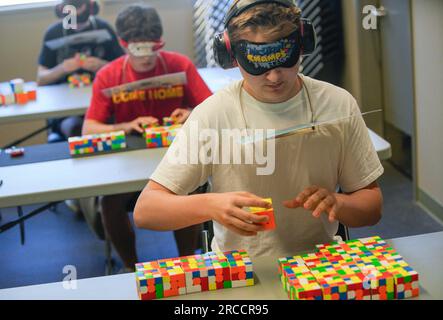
116;4;163;42
227;2;301;42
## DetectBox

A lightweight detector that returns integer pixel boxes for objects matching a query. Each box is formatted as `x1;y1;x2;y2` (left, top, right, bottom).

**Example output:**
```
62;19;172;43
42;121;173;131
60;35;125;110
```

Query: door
378;0;415;177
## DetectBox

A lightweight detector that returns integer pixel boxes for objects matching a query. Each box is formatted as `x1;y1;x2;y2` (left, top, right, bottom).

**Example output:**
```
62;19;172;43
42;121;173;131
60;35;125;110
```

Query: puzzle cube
10;78;24;93
0;89;15;105
135;249;255;300
246;198;276;231
15;92;28;105
280;236;419;300
202;251;232;290
163;116;178;126
285;265;323;300
135;261;164;300
68;130;126;156
144;124;181;148
225;250;254;287
68;73;91;88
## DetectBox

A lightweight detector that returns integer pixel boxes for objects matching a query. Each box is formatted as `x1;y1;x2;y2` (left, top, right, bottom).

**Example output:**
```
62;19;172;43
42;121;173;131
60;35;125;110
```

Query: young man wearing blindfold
134;0;384;258
82;4;212;271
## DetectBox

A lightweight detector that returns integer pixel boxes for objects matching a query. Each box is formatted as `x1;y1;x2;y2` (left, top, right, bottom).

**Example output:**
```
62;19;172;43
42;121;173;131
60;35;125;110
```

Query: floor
1;161;442;289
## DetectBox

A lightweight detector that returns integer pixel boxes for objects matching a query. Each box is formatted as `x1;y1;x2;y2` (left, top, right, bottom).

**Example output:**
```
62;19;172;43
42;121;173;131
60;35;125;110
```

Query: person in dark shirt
37;0;124;141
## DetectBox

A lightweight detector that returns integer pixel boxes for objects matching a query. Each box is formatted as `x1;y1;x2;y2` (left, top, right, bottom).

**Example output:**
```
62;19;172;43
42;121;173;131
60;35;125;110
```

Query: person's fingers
327;204;338;223
235;191;257;198
138;117;158;126
170;109;182;118
304;188;329;210
283;198;302;209
234;195;272;210
229;206;268;225
312;195;335;218
227;214;266;233
132;121;144;133
296;186;320;204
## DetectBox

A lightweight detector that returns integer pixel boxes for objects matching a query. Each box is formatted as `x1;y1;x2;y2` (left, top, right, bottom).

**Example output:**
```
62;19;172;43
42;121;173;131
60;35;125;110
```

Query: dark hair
227;3;301;42
62;0;90;8
116;4;163;42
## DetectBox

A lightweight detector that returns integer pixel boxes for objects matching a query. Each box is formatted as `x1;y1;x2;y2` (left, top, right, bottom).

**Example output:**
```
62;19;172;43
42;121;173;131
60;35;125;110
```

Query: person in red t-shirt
82;4;212;272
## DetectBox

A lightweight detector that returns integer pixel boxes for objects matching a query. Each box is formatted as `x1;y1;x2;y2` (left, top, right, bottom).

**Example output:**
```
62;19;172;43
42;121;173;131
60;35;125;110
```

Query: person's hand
82;56;107;73
283;186;342;223
62;54;81;74
122;116;159;134
170;108;191;124
206;192;272;236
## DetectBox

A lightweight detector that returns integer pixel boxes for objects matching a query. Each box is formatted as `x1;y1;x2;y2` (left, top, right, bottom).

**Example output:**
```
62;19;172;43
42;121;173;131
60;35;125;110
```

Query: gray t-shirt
150;74;384;258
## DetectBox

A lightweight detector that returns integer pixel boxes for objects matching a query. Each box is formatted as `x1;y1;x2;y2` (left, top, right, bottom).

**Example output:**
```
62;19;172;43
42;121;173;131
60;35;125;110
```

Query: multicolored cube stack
0;79;37;106
143;124;181;148
68;130;126;156
278;236;419;300
162;116;178;126
68;73;92;88
135;250;254;300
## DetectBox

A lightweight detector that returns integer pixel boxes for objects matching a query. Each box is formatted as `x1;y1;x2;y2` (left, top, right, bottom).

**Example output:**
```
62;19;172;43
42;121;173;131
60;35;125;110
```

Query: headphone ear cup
300;19;317;55
90;0;99;15
213;32;236;69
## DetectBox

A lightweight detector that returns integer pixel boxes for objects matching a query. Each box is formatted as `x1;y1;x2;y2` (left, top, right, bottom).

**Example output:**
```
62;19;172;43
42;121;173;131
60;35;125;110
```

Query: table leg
17;206;25;245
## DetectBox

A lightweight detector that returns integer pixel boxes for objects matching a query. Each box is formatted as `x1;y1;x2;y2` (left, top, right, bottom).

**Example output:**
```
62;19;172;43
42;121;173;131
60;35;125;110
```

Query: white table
0;131;391;209
0;68;242;125
0;147;167;209
0;232;441;300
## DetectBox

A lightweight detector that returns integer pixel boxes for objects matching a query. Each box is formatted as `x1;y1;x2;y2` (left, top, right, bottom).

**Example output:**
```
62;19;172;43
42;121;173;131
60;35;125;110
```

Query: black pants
48;116;84;141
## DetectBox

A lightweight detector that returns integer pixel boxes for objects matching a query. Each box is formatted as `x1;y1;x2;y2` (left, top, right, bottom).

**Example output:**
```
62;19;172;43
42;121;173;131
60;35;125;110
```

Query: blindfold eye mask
232;30;301;76
122;40;165;57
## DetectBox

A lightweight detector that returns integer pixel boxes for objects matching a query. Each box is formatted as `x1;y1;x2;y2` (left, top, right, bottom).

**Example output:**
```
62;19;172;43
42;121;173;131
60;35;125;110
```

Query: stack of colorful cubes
135;250;254;300
0;79;37;106
162;116;177;126
68;73;92;88
279;236;419;300
143;124;181;148
68;130;126;156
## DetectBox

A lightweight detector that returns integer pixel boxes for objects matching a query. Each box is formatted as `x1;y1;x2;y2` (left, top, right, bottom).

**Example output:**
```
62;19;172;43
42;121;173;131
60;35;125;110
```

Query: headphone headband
224;0;295;27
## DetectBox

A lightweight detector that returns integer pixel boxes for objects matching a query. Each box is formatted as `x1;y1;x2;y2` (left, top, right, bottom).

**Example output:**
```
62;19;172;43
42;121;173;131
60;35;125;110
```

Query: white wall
411;0;443;217
0;0;194;146
341;0;384;135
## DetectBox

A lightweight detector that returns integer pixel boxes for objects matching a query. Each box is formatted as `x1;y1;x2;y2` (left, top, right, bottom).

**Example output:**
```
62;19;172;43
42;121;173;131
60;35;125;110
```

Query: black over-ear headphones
213;0;317;70
55;0;99;19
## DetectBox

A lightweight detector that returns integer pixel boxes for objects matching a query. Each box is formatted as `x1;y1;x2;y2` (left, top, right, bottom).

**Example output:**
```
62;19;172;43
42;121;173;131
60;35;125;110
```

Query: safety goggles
120;40;165;57
232;30;301;76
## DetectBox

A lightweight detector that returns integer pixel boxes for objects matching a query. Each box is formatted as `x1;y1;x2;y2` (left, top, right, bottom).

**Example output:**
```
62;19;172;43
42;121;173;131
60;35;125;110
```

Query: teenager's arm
37;54;81;86
334;181;382;227
37;65;67;86
284;181;382;228
133;180;271;237
82;117;159;135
